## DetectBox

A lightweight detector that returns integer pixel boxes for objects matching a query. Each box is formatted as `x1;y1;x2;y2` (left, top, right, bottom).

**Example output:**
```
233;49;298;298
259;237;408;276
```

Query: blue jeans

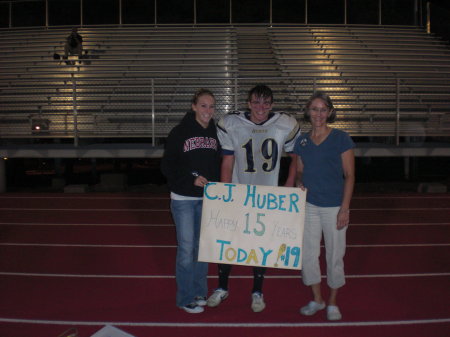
171;199;208;307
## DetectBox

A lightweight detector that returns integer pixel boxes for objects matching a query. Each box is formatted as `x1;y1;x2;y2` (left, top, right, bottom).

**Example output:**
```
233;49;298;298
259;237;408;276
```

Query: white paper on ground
90;325;136;337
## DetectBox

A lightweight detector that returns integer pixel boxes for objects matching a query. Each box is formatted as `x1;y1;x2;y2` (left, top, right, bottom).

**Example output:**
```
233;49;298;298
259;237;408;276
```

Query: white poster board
199;182;306;270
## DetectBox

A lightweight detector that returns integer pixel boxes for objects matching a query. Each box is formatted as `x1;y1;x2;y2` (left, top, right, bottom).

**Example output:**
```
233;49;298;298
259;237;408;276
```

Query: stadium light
31;119;50;133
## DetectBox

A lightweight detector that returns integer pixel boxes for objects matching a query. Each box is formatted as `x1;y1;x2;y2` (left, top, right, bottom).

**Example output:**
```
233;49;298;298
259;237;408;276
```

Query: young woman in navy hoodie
161;89;221;313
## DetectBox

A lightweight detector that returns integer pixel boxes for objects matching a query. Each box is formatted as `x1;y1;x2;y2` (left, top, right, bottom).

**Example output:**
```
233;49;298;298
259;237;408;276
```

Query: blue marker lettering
278;194;286;211
204;182;218;200
237;248;248;263
244;184;256;207
289;193;300;213
217;239;231;260
267;193;278;210
259;247;273;266
223;183;236;202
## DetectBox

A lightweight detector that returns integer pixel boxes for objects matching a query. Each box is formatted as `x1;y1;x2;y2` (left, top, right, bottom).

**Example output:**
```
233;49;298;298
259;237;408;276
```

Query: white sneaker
207;288;229;307
179;303;204;314
251;292;266;312
194;296;207;306
327;305;342;321
300;301;326;316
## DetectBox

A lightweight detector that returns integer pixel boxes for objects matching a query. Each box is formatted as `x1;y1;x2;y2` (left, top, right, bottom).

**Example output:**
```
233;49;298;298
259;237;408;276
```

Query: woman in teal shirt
294;91;355;321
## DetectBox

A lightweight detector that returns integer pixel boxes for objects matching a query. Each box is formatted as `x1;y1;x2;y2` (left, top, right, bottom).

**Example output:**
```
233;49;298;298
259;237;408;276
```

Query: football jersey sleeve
217;115;234;153
282;115;301;153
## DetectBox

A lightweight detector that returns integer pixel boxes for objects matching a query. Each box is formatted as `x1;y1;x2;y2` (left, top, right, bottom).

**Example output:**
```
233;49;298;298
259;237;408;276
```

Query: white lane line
0;208;170;211
0;243;177;248
0;222;449;227
0;243;448;248
347;243;450;247
352;195;450;199
0;223;174;227
350;223;450;226
0;196;169;200
0;193;450;200
1;207;449;211
352;208;450;211
0;272;448;279
0;272;175;278
0;317;448;327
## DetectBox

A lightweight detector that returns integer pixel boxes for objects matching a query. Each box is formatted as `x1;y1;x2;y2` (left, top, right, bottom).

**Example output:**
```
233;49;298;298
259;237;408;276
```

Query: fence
1;75;449;146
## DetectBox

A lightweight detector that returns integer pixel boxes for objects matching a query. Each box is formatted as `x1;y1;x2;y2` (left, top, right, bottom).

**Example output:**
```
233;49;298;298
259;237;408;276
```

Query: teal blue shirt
293;128;354;207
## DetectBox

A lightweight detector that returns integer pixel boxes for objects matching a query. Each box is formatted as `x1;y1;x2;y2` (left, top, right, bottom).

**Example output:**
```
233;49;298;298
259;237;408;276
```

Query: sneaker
207;288;229;307
180;303;204;314
194;296;207;306
327;305;342;321
300;301;326;316
251;292;266;312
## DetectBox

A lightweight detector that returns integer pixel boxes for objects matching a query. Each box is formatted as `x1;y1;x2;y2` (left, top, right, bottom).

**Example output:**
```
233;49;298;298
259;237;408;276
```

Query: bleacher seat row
0;25;449;140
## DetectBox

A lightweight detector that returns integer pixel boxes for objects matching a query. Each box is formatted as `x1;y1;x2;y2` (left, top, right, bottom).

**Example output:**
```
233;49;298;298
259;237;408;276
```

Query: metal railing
1;75;449;146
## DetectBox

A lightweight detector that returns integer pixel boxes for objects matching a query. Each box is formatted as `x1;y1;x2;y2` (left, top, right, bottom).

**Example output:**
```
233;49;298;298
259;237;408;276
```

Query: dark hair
191;88;215;105
247;84;273;103
303;91;336;123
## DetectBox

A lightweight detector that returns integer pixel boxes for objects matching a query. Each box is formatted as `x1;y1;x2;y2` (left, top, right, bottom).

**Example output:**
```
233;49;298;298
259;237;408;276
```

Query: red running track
0;193;449;337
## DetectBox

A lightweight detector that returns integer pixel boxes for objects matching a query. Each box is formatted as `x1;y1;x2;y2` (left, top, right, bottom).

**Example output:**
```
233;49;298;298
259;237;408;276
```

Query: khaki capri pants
301;202;347;289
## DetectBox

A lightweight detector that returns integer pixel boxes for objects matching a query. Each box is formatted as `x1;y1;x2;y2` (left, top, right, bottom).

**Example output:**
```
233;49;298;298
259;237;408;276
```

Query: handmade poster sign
199;182;306;270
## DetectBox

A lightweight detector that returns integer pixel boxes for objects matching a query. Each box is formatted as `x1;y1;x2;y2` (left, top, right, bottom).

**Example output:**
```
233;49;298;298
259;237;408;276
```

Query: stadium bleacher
0;24;449;148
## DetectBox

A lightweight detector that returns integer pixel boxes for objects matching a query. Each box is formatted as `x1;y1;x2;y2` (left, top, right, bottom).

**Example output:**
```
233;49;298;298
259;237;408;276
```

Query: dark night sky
0;0;447;25
0;1;448;39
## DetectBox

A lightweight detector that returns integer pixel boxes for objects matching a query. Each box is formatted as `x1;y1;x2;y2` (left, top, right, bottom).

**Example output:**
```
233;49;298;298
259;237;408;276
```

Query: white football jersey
217;111;301;186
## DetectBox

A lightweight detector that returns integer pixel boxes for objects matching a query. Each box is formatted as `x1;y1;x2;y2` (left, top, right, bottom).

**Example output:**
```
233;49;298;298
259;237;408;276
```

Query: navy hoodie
161;111;221;197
